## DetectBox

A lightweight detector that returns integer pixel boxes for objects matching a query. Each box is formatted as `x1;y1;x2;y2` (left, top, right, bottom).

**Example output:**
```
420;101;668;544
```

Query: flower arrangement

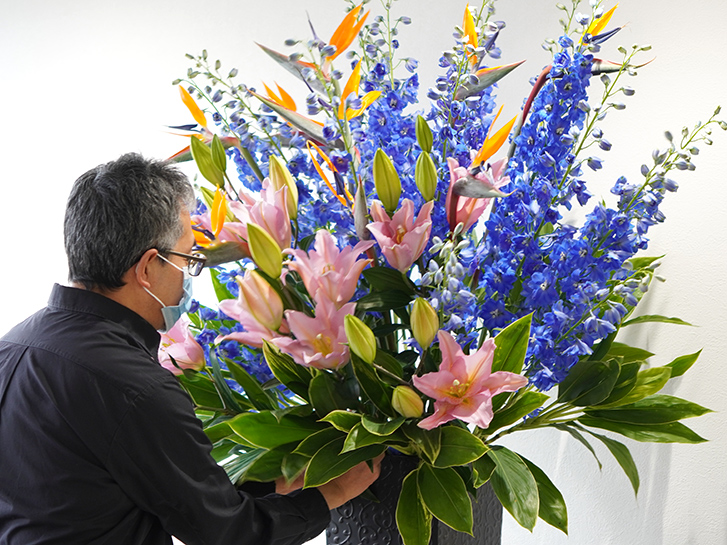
162;0;724;542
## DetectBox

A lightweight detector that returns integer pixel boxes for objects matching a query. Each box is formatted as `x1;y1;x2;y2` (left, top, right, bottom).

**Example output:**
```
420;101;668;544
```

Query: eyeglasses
161;250;207;277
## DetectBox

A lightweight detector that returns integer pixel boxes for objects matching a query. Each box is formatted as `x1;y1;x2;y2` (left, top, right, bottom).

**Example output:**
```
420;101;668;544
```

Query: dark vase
326;454;502;545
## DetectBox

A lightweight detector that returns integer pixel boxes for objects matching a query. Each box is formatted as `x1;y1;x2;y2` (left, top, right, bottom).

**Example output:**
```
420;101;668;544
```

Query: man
0;153;381;544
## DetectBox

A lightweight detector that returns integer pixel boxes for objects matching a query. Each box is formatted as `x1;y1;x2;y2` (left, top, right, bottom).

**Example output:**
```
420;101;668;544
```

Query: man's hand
316;453;385;510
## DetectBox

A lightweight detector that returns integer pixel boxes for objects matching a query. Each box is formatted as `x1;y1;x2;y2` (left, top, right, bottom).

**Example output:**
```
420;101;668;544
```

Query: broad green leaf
487;391;549;432
492;313;533;374
520;457;568;534
355;290;414;312
432;426;489;468
263;341;312;400
342;423;389;453
292;427;343;457
243;446;288;482
309;371;356;417
179;373;225;410
281;451;309;483
488;446;539;531
606;367;671;407
665;350;702;378
374;350;404;378
361;415;406;436
553;424;602;469
578;416;707;443
190;135;224;187
209;351;245;412
417;464;473;534
304;437;386;487
351;355;394;415
588;331;617;362
557;359;620;406
580;428;640;496
204;420;233;443
320;410;362;433
226;359;278;411
209;440;235;463
211;134;227;173
586;394;711;424
362;267;416;295
472;453;496;488
227;412;325;449
605;342;655;363
622;314;694;327
208;268;236;301
396;470;432;545
593;360;642;407
225;448;267;485
403;424;442;464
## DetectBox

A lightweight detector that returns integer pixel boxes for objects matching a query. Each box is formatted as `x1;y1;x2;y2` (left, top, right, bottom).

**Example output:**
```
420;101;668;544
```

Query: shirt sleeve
103;376;331;545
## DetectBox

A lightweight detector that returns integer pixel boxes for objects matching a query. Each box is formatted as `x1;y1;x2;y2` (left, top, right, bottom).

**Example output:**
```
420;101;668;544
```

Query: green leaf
374;350;405;378
227;412;325;449
556;359;620;406
179;373;225;410
627;255;664;270
210;134;227;173
604;367;671;407
592;360;642;407
492;313;533;374
472;453;496;488
520;456;568;534
487;391;549;432
604;342;655;363
403;424;442;464
342;423;388;453
225;359;278;411
396;469;432;545
351;355;394;415
190;135;224;187
208;268;236;301
432;426;489;468
292;427;343;457
209;351;245;412
281;451;309;483
355;290;414;312
580;427;640;496
263;341;312;400
553;424;602;470
454;59;526;100
586;394;712;424
320;410;362;433
361;415;406;436
308;371;356;417
243;446;288;482
578;416;708;443
204;420;233;443
665;350;702;378
622;314;694;327
487;446;539;531
417;464;473;534
304;437;386;487
588;331;617;362
363;267;416;295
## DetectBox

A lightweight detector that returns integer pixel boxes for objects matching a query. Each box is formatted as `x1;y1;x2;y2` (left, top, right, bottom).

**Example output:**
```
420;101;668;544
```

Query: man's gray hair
64;153;195;291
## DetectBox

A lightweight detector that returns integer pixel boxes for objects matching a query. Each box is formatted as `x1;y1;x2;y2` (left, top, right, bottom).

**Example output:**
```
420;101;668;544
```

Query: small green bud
373;149;401;212
411;298;439;349
416;115;433;153
247;223;282;278
415;152;438;202
268;156;299;220
392;386;424;418
344;315;377;364
190;136;224;187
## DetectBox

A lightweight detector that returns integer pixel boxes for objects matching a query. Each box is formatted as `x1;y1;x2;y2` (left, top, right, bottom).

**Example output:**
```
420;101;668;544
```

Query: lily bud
247;223;282;278
237;270;283;330
411;298;439;349
392;386;424;418
268;155;299;220
415;151;438;202
373;149;401;213
344;314;377;364
416;115;433;153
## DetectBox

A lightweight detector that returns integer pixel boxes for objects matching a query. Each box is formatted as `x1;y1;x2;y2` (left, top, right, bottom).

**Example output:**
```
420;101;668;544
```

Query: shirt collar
48;284;161;357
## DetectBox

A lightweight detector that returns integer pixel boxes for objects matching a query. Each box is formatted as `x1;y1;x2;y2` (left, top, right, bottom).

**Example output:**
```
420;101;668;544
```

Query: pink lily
158;316;206;376
285;229;374;308
367;199;434;273
272;297;356;370
228;179;292;251
216;271;288;348
412;331;528;430
445;157;510;233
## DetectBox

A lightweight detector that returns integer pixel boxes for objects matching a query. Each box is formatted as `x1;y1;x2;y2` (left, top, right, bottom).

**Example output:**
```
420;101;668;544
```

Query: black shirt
0;284;330;545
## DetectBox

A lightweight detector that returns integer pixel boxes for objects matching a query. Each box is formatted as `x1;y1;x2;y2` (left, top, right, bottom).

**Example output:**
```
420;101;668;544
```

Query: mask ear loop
135;262;167;308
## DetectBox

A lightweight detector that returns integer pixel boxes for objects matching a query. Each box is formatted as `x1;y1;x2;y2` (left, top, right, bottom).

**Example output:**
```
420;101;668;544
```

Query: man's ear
134;248;159;289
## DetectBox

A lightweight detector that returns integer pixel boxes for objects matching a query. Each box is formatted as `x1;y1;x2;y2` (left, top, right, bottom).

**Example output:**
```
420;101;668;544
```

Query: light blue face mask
142;254;195;332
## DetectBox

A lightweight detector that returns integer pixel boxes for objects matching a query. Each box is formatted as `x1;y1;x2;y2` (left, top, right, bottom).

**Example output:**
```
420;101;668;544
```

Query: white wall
2;1;725;544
